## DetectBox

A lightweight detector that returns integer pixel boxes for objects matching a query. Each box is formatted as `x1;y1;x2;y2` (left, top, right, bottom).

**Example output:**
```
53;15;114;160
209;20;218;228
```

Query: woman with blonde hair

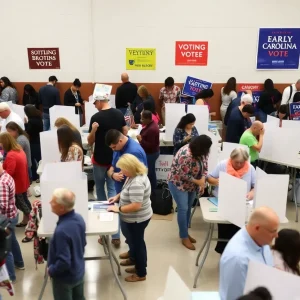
54;117;83;148
132;85;155;124
108;154;152;282
0;133;31;226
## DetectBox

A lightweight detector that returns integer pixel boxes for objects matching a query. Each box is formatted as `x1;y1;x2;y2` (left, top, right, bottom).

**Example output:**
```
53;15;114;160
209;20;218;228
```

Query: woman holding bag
167;135;212;250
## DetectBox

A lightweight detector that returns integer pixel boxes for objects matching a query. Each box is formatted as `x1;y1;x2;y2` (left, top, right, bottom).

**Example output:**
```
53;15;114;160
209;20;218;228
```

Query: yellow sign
126;48;156;70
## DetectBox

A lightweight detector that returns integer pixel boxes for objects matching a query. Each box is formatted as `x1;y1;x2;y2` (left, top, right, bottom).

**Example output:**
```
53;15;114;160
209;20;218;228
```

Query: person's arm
0;182;9;214
220;258;247;300
281;86;289;105
87;117;98;145
122;126;128;136
3;154;16;177
206;163;222;186
64;90;73;106
48;231;72;277
230;91;237;101
107;166;124;182
173;128;190;148
251;130;264;152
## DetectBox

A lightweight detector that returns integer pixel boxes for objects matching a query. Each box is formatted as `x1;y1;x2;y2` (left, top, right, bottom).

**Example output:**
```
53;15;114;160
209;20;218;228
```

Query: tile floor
7;191;300;300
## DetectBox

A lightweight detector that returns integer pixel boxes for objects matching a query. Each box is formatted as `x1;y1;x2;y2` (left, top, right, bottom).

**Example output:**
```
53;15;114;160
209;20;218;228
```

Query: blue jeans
93;164;116;200
121;219;150;277
168;182;196;239
146;152;160;193
93;164;120;239
6;214;24;281
43;113;50;131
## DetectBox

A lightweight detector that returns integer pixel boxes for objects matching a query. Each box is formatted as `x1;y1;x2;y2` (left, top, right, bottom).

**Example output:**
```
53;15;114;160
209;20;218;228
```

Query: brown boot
120;259;135;266
125;267;136;274
188;235;197;243
119;252;130;259
125;274;146;282
182;238;195;250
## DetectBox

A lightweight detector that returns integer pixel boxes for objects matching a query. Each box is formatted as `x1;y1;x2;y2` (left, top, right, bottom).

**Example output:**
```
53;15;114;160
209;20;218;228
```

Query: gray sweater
0;86;18;103
17;135;32;168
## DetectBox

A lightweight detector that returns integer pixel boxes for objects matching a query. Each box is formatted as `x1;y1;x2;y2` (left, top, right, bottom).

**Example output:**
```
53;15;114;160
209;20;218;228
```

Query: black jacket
23;91;40;109
258;89;282;114
64;88;83;114
115;82;137;108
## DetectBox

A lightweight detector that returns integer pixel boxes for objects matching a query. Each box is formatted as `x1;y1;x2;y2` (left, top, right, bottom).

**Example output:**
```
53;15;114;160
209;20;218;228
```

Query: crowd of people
0;73;299;300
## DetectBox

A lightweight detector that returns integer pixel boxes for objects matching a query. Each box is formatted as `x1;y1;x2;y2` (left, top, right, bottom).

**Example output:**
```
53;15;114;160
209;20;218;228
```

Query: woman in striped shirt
108;154;152;282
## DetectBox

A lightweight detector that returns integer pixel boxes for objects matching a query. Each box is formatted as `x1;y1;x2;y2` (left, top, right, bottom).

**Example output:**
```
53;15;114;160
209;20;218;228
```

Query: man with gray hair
281;79;300;105
219;207;279;300
48;188;86;300
0;102;24;133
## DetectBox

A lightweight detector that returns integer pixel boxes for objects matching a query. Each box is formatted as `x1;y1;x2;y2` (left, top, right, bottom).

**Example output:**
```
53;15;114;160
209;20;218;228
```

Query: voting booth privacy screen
40;162;88;232
49;105;80;130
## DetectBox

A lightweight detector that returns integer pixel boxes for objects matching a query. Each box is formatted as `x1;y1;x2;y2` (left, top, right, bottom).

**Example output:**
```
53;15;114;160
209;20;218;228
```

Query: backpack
151;181;173;215
0;214;11;262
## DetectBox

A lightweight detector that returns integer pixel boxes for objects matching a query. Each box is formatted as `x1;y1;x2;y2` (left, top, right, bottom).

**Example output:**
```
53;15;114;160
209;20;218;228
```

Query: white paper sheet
218;172;247;227
187;105;209;135
99;212;114;222
165;103;186;140
244;261;300;300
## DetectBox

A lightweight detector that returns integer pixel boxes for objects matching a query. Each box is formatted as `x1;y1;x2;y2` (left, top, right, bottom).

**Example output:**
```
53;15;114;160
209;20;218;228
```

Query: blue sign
182;76;212;97
257;28;300;69
289;103;300;120
237;91;262;112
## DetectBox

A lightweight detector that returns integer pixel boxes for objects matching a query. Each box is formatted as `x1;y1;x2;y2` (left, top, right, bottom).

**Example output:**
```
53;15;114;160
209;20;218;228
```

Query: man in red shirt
0;163;24;282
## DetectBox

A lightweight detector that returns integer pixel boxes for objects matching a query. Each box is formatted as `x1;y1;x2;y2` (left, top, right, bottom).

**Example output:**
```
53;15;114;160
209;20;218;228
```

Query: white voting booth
244;261;300;300
40;162;88;232
40;130;60;163
159;267;219;300
218;172;248;228
254;167;289;223
49;105;80;130
206;131;219;174
218;142;249;163
187;105;209;135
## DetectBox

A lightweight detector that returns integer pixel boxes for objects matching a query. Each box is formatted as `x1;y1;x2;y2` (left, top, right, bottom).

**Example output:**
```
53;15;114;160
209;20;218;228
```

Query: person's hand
198;177;206;190
210;112;216;117
92;122;99;131
107;206;119;213
75;103;81;107
136;135;142;142
108;195;119;204
246;190;254;200
131;124;139;129
260;128;265;136
112;172;124;182
184;135;191;143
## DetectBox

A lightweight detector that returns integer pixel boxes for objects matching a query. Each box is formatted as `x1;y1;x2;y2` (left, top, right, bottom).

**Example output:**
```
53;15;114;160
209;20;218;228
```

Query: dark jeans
52;278;85;300
215;223;240;254
30;143;41;181
251;160;258;169
146;151;160;193
120;220;134;261
43;113;50;131
121;219;150;277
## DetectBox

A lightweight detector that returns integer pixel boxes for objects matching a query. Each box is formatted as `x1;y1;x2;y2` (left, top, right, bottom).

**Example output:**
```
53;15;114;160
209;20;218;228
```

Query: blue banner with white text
257;28;300;69
289;103;300;120
182;76;212;97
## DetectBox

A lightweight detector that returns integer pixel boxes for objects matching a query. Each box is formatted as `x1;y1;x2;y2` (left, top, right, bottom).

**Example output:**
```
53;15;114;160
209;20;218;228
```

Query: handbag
152;182;174;215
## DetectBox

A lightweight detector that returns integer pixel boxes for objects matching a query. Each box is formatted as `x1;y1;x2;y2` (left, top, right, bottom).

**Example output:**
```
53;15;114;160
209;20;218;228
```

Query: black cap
49;75;58;82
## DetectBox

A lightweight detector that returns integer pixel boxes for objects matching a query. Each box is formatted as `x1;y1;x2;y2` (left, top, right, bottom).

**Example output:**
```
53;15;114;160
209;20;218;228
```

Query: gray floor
9;190;300;300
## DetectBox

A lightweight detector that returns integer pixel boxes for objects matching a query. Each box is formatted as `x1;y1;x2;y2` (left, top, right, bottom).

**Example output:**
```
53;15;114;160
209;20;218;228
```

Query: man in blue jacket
48;188;86;300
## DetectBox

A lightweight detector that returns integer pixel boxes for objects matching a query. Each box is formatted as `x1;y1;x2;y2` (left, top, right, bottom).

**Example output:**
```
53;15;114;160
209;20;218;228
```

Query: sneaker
120;259;135;266
125;267;136;274
119;252;130;259
125;274;146;282
15;265;25;270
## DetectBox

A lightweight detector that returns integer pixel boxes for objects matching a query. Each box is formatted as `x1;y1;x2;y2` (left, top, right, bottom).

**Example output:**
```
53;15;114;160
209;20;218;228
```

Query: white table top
259;155;300;169
200;198;230;224
38;210;119;237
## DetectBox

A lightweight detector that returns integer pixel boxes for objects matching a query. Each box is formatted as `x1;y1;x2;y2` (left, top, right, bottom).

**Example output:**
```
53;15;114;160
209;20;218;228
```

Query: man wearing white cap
0;103;24;133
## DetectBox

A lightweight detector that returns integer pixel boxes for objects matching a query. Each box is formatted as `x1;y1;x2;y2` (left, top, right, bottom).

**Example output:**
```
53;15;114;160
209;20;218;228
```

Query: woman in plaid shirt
0;163;24;282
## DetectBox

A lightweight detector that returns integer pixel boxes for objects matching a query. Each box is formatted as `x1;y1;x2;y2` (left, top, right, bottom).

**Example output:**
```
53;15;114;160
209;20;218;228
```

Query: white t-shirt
281;84;298;105
1;111;25;133
221;87;237;108
272;249;297;275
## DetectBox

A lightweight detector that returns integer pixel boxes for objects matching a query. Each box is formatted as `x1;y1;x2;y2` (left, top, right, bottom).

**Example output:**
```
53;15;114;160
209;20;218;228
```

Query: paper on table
99;212;114;222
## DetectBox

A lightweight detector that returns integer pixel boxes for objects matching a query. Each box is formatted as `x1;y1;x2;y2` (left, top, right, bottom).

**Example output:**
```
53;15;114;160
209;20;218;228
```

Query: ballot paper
99;212;114;222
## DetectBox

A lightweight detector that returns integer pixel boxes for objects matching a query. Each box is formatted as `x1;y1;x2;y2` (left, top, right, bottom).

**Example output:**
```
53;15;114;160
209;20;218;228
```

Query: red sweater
3;150;29;194
140;120;160;154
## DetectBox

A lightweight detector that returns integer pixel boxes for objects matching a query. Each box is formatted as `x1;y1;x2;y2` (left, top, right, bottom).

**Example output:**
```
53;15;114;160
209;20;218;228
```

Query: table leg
102;235;121;276
38;263;49;300
189;197;199;228
292;168;299;222
195;223;211;267
106;235;127;300
193;223;214;288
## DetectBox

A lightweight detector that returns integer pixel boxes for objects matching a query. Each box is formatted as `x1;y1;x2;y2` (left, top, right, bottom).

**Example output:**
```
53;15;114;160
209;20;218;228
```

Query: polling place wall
1;0;300;120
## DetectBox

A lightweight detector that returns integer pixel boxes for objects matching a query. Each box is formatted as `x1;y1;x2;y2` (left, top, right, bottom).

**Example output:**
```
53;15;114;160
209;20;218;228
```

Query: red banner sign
237;83;264;92
27;48;60;69
175;41;208;66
